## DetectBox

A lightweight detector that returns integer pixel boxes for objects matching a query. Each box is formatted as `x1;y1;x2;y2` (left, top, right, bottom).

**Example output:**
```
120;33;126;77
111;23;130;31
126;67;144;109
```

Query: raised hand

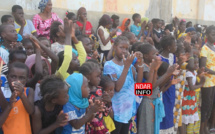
30;35;41;49
150;56;162;71
123;51;135;69
167;64;179;76
134;51;144;65
89;99;105;113
171;78;181;85
12;81;24;97
56;110;69;127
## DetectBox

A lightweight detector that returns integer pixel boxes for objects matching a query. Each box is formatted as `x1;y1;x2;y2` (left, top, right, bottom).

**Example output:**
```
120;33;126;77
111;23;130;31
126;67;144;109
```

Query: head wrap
38;0;49;13
185;27;196;33
66;73;89;108
118;18;131;32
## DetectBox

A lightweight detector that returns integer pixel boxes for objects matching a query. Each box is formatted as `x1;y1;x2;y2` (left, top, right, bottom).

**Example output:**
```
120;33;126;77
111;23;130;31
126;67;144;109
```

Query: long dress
160;53;176;134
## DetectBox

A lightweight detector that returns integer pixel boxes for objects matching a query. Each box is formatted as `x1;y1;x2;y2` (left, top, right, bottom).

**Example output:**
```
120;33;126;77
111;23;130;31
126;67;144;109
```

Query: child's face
136;16;141;23
87;68;101;87
114;41;129;60
194;58;199;70
13;9;24;21
7;67;27;91
42;60;49;78
106;22;113;30
190;31;197;42
23;42;34;56
104;82;115;98
6;17;15;26
69;53;80;72
10;53;27;64
125;20;130;27
1;25;17;42
40;40;51;58
180;22;186;31
70;15;77;23
80;10;87;21
169;41;177;53
55;85;69;105
207;29;215;43
81;76;90;98
129;33;137;45
156;21;162;28
82;38;92;54
146;48;158;63
114;19;120;27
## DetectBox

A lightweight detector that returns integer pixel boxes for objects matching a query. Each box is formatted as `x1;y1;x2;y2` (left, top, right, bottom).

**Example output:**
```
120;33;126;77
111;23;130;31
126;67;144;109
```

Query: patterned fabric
200;44;215;87
173;70;186;133
33;13;63;39
103;60;136;123
38;0;49;13
182;71;199;124
186;86;201;134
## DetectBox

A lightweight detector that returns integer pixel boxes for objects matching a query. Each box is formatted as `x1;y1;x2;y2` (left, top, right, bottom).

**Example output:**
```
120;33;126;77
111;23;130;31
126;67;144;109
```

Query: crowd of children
0;0;215;134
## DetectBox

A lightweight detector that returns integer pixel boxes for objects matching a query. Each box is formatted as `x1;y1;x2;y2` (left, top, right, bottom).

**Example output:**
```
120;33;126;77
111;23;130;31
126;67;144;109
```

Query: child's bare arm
187;77;204;91
21;88;34;115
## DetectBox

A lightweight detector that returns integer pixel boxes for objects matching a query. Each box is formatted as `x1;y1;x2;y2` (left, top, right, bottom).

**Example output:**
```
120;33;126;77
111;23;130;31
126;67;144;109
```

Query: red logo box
135;83;152;96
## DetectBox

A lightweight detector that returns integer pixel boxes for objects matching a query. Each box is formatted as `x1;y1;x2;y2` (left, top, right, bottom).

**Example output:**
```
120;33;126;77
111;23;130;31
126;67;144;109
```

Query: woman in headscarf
76;7;94;36
33;0;63;40
119;18;131;32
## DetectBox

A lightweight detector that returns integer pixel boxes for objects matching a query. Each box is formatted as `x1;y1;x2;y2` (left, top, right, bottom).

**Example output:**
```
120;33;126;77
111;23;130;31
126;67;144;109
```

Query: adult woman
76;7;94;36
97;14;117;59
33;0;63;40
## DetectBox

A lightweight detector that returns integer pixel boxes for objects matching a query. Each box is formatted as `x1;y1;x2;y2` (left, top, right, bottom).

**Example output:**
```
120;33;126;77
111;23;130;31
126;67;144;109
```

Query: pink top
33;13;63;39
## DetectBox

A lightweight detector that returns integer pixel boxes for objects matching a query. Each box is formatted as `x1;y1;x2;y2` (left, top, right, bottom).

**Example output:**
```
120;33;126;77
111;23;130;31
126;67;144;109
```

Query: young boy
1;15;22;42
1;62;34;134
12;5;37;37
130;13;143;39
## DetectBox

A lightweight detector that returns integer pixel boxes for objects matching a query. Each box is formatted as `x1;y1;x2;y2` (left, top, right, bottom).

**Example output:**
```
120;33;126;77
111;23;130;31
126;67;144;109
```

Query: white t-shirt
185;71;197;85
15;19;36;36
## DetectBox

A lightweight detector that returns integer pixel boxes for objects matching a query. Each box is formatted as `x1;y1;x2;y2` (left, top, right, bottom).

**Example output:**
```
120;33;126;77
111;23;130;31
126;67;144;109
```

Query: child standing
12;5;37;37
103;36;143;134
182;56;205;134
32;75;69;134
1;62;34;134
62;73;104;134
152;19;163;50
130;13;144;40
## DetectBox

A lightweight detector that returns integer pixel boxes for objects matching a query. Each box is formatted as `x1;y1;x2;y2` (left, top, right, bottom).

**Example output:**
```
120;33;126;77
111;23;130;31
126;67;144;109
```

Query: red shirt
76;21;93;35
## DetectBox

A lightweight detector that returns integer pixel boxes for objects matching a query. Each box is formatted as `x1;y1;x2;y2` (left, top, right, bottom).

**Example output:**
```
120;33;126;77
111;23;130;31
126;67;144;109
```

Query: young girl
79;61;109;134
200;25;215;134
130;13;144;39
103;36;143;134
182;56;205;133
22;38;34;56
32;75;69;134
76;7;94;36
100;75;115;133
159;35;177;134
119;18;131;32
62;73;103;134
152;18;163;50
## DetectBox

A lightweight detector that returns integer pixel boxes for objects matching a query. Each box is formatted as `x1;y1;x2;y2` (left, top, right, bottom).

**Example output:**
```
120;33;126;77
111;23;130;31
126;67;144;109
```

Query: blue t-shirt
130;24;141;37
62;102;86;134
103;60;136;123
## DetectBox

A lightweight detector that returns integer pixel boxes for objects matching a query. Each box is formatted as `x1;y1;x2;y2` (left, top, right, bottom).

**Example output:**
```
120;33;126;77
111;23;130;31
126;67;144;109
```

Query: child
79;61;109;133
62;73;104;133
0;24;18;63
103;36;143;134
66;11;81;36
177;19;186;39
77;35;93;60
9;50;27;64
38;37;51;59
121;32;137;46
119;18;131;32
130;13;143;39
100;75;115;133
159;35;177;134
12;5;37;37
76;7;94;36
152;18;163;50
1;15;23;42
22;38;34;56
110;14;122;42
1;62;34;134
199;25;215;134
181;56;205;133
32;75;69;134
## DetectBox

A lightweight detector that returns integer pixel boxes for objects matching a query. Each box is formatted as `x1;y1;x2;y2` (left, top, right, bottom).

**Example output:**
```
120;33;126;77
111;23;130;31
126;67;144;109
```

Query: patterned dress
182;71;199;124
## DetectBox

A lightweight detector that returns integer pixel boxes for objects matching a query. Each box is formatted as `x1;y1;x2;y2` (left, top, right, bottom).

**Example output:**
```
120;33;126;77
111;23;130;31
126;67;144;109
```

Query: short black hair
175;42;185;57
131;42;143;52
157;61;169;76
121;32;134;40
152;18;160;24
40;75;67;102
50;21;62;42
79;61;100;76
160;35;175;50
137;44;154;55
66;12;75;20
132;13;140;21
111;14;119;21
98;14;112;27
165;24;173;32
1;15;13;24
0;24;9;40
186;21;192;28
8;62;29;76
12;5;23;13
38;37;51;45
100;75;114;90
86;59;99;65
206;25;215;35
114;35;129;46
22;38;32;45
9;50;27;62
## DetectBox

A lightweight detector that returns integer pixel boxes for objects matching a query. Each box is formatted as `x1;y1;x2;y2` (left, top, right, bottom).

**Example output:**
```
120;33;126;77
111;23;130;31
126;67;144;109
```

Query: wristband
137;64;144;68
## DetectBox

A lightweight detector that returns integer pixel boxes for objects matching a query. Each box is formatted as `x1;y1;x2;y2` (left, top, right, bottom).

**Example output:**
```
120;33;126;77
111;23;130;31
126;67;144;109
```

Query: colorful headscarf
25;54;51;78
138;17;149;26
38;0;49;13
66;73;89;109
119;18;131;32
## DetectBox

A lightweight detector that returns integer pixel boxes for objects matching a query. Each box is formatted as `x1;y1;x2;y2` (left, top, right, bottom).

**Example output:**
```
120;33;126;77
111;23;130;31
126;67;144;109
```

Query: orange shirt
2;88;31;134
